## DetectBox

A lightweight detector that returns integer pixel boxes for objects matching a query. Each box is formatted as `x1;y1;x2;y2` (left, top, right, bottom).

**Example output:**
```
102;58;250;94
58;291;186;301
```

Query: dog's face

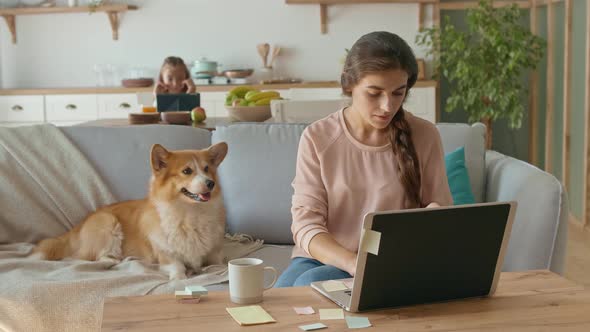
149;142;228;204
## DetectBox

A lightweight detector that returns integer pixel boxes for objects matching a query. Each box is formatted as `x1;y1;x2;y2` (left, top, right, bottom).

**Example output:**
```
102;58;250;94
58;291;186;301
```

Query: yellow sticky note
322;280;347;292
319;308;344;320
343;280;354;289
360;229;381;255
226;305;276;326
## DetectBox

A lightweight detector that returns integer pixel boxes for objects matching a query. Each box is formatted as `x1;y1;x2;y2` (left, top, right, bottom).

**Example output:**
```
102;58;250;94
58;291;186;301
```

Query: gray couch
61;121;568;289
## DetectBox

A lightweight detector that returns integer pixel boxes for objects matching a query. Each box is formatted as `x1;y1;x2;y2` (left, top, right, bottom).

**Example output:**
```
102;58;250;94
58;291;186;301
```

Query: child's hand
154;81;168;94
183;79;196;93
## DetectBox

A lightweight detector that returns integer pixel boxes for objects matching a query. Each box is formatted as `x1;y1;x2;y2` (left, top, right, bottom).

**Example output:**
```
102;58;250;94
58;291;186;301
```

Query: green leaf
414;0;545;130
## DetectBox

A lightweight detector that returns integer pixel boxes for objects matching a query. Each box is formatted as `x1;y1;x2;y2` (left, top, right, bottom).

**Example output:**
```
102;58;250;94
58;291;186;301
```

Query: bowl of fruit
224;86;282;122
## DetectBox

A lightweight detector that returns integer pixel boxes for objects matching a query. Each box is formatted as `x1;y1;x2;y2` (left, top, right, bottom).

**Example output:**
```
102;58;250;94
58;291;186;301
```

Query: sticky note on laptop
346;316;372;329
319;308;344;320
226;305;276;326
360;228;381;255
299;322;327;331
322;280;348;292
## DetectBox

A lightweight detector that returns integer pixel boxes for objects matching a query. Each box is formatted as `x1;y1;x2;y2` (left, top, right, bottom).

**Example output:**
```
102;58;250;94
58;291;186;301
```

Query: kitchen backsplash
0;0;432;88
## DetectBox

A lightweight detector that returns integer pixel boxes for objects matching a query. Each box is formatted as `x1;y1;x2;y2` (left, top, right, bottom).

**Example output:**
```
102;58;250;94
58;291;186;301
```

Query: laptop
156;93;200;112
311;201;516;312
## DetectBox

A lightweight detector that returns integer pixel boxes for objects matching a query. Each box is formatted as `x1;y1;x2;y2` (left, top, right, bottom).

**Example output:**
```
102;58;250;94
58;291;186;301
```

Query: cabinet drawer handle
119;102;131;109
65;104;77;110
11;105;23;112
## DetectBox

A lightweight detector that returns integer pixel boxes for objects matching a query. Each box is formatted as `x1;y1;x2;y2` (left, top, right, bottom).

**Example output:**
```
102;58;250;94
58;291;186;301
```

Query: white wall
0;0;431;88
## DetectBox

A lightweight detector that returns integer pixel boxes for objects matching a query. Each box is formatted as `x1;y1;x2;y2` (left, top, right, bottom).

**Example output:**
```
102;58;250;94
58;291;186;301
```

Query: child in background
154;56;196;96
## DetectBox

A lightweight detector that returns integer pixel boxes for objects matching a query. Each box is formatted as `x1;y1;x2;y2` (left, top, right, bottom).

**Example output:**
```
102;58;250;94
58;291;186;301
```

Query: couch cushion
436;123;486;202
61;125;212;201
212;123;307;244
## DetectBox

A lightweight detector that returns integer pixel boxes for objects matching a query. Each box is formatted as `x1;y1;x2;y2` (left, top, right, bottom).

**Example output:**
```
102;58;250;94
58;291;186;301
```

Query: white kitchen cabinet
0;85;435;126
404;86;436;123
98;94;140;119
288;86;437;123
289;88;345;100
45;94;98;122
0;96;44;125
200;91;226;118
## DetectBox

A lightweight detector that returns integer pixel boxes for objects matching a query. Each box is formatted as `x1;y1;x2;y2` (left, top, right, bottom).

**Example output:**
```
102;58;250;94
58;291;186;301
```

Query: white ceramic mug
228;258;277;304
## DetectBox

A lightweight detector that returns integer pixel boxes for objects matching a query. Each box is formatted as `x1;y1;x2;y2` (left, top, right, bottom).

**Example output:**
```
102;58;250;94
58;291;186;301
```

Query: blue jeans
275;257;352;288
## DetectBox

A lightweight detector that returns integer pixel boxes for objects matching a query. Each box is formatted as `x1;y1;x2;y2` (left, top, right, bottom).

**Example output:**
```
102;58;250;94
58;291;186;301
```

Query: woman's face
161;65;187;93
350;69;409;130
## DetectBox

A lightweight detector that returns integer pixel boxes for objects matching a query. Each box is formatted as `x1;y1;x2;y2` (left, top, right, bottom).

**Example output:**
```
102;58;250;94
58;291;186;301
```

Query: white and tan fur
32;142;228;280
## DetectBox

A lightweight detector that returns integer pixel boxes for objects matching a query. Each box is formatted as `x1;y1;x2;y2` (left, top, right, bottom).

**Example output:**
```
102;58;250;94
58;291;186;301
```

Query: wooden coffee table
101;270;590;331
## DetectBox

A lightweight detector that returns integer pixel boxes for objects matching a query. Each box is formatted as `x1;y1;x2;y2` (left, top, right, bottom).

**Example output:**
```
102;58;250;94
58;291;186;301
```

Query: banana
246;91;280;102
244;90;261;101
254;96;282;106
229;86;255;98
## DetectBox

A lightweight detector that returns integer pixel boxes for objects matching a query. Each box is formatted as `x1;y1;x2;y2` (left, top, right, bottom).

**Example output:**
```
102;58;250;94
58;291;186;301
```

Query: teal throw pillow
444;146;476;205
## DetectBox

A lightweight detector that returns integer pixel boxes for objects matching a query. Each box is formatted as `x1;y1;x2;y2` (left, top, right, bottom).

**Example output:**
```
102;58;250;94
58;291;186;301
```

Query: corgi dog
32;142;228;280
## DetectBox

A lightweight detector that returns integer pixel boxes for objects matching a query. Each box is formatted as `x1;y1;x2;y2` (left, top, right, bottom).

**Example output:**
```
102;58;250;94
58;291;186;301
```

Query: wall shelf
285;0;436;34
0;4;138;44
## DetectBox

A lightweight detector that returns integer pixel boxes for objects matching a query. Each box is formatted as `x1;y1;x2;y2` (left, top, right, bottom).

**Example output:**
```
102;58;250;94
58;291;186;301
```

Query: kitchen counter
79;117;236;131
0;80;437;95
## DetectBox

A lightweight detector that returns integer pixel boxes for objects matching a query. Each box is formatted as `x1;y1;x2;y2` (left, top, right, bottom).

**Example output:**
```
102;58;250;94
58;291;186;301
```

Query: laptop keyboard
344;290;352;296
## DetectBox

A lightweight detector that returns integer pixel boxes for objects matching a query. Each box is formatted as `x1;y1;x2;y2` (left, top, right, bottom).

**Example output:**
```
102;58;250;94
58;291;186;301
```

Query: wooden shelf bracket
2;15;16;44
106;11;119;40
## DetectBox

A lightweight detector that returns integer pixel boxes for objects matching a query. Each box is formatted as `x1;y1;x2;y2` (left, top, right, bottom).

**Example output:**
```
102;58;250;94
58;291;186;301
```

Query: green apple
191;107;207;123
225;93;238;106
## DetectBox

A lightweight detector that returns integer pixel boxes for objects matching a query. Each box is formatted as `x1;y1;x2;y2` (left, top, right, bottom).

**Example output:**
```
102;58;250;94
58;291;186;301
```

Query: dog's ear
207;142;228;167
150;144;170;173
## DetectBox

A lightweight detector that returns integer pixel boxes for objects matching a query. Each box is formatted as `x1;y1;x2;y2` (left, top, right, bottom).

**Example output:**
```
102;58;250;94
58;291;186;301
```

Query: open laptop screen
357;203;512;311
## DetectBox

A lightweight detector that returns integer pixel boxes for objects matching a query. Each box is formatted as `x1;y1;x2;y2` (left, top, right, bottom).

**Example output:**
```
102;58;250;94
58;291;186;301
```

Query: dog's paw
98;256;121;265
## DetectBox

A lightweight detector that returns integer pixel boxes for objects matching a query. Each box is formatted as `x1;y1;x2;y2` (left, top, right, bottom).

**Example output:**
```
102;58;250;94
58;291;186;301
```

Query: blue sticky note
185;285;208;295
345;316;372;329
299;322;328;331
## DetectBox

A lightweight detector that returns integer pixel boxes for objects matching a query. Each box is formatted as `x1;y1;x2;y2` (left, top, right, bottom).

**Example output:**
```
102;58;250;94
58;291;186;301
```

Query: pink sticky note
343;280;354;289
294;306;315;315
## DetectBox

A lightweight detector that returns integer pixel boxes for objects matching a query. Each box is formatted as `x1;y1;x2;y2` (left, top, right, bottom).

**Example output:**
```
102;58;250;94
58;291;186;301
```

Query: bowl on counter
122;78;154;88
222;69;254;79
128;112;160;125
160;111;191;125
225;105;271;122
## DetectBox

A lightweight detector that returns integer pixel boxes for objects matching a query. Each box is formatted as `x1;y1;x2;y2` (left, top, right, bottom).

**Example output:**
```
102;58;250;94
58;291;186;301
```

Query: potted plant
416;0;545;148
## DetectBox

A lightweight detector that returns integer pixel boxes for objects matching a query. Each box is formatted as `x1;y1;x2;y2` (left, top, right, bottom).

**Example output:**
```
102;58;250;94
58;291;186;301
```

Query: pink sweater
291;109;453;259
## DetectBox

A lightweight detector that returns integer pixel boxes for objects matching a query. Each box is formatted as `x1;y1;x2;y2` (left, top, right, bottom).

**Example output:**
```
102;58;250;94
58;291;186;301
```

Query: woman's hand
426;202;440;208
183;79;196;93
308;233;357;277
344;253;357;277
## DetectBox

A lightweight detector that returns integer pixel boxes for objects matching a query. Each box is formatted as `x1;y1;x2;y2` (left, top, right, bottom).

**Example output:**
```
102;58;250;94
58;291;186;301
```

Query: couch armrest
485;150;568;274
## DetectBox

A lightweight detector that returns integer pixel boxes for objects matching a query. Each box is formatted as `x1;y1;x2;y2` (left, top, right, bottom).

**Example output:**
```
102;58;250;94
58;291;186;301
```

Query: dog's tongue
199;192;211;201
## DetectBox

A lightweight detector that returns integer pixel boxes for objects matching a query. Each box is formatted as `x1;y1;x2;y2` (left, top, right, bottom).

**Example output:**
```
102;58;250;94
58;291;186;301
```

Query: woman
276;31;453;287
